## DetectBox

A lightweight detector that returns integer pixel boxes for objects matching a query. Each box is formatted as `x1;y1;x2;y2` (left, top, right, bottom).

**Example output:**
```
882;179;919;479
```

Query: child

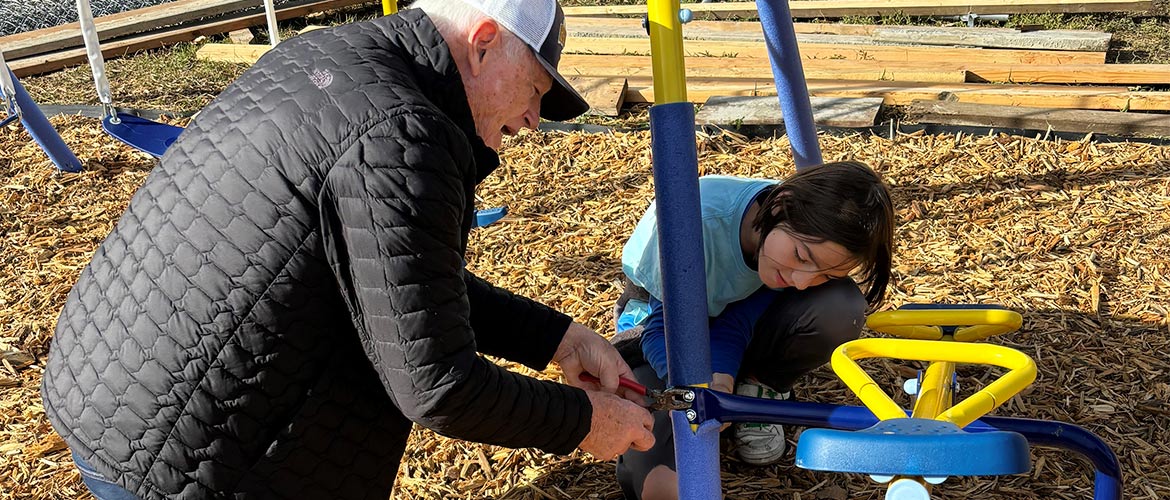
613;161;895;500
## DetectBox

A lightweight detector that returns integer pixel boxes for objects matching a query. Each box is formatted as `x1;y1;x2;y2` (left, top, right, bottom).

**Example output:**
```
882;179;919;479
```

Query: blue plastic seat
795;418;1030;477
103;113;183;158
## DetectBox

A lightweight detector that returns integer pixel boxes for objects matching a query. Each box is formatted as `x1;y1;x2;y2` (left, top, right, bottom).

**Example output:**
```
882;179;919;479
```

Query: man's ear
465;18;502;77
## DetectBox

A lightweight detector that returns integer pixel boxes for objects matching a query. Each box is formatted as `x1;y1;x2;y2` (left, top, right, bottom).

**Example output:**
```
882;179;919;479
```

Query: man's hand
579;390;655;461
554;322;642;403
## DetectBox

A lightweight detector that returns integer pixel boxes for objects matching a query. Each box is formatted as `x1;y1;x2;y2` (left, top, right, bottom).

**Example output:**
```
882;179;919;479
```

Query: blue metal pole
4;69;83;173
649;101;719;500
755;0;822;169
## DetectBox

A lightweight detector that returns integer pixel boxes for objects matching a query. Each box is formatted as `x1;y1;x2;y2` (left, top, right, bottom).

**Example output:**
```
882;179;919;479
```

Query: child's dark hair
752;161;895;308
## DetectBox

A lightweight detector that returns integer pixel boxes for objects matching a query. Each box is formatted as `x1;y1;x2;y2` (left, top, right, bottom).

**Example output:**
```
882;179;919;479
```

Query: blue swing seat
474;206;507;228
103;112;183;158
795;418;1030;477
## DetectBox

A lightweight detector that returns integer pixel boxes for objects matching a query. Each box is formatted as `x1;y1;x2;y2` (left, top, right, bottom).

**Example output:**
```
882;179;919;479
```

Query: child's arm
709;288;778;380
640;288;778;386
639;297;670;381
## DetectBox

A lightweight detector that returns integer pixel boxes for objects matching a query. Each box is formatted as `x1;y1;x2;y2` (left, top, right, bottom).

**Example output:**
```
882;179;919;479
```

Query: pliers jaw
647;387;696;411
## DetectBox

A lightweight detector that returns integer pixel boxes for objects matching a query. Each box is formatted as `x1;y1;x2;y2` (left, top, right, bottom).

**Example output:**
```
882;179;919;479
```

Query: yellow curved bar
831;338;1037;428
382;0;397;16
646;0;687;104
866;309;1022;341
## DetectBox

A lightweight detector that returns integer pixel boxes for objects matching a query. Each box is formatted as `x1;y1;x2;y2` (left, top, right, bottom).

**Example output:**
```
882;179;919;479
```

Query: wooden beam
566;17;1112;52
567;77;628;116
8;0;369;77
907;99;1170;138
622;78;1170;111
696;96;885;128
194;43;271;64
198;45;966;83
559;54;1170;86
1;0;269;61
558;54;967;83
562;0;1153;18
966;64;1170;85
563;36;1106;65
227;28;255;45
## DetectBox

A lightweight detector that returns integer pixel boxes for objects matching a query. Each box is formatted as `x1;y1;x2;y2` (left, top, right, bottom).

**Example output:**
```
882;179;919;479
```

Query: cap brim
535;56;590;121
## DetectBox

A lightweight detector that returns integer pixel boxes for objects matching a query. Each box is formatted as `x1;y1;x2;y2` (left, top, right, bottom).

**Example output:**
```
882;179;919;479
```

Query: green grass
25;40;246;113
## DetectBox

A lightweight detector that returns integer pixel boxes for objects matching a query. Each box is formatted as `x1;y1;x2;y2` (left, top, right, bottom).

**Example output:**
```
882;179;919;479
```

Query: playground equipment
76;0;184;157
0;48;83;172
639;1;1122;498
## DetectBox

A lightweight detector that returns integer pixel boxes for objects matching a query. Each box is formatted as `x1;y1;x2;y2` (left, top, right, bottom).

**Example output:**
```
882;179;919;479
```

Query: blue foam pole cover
649;102;712;387
672;413;722;499
6;69;82;173
650;102;718;500
755;0;823;169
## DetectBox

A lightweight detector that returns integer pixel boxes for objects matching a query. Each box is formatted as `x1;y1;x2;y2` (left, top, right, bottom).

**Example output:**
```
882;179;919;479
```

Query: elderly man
41;1;655;499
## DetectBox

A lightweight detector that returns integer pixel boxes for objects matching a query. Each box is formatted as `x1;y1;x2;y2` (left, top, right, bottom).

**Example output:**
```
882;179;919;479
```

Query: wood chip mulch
2;115;1167;500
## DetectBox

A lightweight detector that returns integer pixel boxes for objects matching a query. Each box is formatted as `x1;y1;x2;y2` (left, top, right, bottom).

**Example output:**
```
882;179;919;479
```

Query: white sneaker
733;379;790;465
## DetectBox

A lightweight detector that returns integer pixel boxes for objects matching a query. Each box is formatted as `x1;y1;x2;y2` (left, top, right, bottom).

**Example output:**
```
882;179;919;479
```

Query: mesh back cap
460;0;589;121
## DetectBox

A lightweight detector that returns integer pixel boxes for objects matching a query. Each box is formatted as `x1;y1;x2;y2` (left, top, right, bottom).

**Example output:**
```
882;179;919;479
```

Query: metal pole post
646;1;720;498
756;0;823;169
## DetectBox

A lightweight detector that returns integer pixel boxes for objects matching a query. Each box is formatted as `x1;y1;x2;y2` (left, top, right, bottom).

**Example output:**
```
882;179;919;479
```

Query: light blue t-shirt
622;175;779;317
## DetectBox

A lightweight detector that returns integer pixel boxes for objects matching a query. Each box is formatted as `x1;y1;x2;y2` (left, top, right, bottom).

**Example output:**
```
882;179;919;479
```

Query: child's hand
712;372;735;394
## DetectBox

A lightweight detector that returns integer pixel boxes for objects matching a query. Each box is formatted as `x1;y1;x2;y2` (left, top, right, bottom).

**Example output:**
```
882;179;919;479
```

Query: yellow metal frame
382;0;397;16
866;308;1022;342
832;337;1036;428
830;307;1034;497
646;0;687;104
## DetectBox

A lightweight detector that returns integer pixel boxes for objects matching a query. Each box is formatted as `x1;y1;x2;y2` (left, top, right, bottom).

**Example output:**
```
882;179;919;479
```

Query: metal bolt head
683;391;695;402
685;409;698;422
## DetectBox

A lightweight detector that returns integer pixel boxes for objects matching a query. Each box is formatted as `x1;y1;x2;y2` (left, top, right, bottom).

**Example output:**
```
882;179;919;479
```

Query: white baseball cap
459;0;589;121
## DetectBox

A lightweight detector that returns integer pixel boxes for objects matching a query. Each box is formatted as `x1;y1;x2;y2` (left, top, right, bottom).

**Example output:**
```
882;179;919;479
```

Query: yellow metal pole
646;0;687;104
382;0;397;16
910;361;955;419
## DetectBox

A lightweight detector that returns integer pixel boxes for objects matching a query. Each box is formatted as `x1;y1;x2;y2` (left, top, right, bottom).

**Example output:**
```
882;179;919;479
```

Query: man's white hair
409;0;530;61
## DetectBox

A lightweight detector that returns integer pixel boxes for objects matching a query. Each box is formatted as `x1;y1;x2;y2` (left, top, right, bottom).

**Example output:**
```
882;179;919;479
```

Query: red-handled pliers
579;373;694;411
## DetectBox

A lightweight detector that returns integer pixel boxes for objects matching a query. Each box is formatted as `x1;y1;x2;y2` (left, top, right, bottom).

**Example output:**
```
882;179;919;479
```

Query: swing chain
103;103;121;124
1;75;19;122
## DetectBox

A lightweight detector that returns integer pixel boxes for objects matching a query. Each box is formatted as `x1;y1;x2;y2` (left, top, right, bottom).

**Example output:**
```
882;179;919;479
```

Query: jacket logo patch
309;69;334;89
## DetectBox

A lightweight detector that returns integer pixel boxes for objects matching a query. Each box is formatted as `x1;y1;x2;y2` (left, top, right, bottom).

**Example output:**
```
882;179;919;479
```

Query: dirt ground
2;113;1168;499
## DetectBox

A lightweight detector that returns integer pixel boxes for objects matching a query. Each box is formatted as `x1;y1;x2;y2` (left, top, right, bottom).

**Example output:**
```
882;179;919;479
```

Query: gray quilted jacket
42;10;591;500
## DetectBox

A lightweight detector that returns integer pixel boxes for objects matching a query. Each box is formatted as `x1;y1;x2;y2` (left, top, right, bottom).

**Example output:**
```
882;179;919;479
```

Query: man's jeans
71;451;141;500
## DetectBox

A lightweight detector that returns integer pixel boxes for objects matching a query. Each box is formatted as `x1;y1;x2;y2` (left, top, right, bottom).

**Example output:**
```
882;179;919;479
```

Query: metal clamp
650;387;697;412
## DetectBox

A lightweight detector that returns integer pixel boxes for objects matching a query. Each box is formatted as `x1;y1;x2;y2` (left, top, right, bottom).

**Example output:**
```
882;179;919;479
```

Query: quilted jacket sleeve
464;270;571;370
319;111;590;454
